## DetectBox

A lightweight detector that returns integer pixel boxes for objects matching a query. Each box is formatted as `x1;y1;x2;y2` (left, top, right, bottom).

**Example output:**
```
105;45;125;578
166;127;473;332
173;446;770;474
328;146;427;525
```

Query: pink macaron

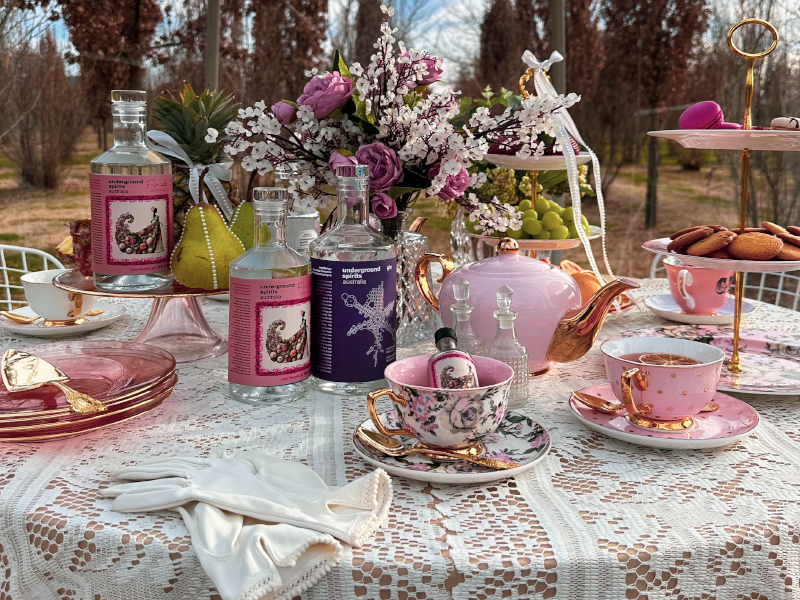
679;101;743;130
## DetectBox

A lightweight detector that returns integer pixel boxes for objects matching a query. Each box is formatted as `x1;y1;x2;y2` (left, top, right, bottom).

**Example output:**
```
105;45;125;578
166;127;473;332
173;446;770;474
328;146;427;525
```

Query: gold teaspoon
356;427;520;470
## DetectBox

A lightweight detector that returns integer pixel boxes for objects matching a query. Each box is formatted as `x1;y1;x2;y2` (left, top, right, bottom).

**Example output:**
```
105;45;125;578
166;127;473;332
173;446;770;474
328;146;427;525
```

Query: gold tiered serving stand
645;18;799;373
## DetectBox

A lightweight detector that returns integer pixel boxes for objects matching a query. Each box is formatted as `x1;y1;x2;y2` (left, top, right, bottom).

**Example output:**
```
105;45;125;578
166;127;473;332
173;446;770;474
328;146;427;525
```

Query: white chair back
0;244;64;311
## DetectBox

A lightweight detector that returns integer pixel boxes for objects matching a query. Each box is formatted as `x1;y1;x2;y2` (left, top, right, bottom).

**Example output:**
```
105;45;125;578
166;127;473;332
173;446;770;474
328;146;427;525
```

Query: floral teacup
366;355;513;449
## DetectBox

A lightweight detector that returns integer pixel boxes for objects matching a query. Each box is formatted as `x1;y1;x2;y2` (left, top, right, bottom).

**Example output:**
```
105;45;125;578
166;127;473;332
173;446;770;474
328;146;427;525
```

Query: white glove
177;502;342;600
101;451;392;546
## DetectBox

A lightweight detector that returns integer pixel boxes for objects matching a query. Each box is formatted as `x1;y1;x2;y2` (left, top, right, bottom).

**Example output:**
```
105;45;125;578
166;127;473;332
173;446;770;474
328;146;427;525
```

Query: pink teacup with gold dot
600;337;724;429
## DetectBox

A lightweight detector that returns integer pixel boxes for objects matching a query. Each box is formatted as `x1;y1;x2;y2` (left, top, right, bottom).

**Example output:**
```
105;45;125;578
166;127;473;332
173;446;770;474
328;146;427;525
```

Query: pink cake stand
53;270;227;363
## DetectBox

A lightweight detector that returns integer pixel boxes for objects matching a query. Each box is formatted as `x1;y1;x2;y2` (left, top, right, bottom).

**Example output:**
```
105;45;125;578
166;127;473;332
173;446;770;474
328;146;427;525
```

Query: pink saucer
569;384;759;449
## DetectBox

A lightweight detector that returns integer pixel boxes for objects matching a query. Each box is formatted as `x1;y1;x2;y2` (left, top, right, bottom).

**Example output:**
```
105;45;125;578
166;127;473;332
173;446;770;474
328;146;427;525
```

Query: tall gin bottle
228;188;311;404
310;164;399;395
90;90;173;291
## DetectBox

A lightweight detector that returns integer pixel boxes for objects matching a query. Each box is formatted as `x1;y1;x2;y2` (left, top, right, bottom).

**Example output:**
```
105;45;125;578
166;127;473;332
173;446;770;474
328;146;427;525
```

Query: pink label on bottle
428;351;479;389
90;173;172;275
228;275;311;387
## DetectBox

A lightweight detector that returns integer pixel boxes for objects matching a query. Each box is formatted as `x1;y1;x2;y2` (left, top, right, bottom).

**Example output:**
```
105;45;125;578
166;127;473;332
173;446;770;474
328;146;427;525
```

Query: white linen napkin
101;452;392;546
177;502;343;600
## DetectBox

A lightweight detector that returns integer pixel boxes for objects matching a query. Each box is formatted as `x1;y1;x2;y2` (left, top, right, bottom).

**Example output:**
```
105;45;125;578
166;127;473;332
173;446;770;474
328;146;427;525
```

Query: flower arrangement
224;4;579;237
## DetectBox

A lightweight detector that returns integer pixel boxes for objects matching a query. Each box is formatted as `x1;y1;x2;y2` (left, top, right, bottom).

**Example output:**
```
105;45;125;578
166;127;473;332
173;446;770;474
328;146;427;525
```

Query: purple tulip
271;101;296;125
437;165;470;201
328;150;357;173
355;142;403;192
371;193;398;219
297;72;353;119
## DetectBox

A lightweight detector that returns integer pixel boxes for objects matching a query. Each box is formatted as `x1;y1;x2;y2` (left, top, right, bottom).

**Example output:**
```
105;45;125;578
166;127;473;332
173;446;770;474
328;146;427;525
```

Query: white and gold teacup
20;269;98;325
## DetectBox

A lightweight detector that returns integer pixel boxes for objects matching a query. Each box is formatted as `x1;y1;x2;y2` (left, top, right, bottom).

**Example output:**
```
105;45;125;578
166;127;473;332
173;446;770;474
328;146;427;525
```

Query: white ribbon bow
146;130;235;220
521;49;563;74
519;50;615;281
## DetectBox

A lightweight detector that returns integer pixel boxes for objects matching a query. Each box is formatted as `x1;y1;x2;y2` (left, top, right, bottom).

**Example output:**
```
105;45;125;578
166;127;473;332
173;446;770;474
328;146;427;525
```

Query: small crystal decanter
450;280;478;355
427;327;479;389
485;285;528;408
228;187;311;404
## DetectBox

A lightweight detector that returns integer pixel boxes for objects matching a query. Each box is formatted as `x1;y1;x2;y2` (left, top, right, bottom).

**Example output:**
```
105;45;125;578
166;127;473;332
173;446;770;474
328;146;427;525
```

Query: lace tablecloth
3;279;800;600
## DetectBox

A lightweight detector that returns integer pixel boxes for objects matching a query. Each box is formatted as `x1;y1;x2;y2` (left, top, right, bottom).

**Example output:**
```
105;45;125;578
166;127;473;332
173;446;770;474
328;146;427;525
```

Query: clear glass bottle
310;164;400;396
450;280;478;355
427;327;478;389
228;188;311;404
276;163;321;257
90;90;173;291
483;285;529;408
396;209;433;347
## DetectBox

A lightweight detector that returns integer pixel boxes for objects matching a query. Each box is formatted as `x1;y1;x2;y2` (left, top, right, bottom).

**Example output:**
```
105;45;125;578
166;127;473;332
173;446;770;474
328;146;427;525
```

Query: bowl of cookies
642;221;800;273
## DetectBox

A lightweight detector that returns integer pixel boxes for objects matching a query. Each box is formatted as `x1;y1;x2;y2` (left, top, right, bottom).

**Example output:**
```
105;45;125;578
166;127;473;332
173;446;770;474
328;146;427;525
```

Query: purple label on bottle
311;258;397;383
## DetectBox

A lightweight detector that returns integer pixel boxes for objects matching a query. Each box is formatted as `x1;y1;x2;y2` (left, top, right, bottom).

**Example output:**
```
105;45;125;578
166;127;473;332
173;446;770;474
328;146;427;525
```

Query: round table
2;280;800;599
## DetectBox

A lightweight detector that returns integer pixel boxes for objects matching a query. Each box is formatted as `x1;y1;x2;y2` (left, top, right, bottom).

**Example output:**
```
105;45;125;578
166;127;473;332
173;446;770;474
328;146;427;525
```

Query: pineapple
152;84;242;244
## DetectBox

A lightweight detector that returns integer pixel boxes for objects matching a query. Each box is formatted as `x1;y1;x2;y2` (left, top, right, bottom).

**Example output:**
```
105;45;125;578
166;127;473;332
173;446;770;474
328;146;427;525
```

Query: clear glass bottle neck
436;337;458;352
337;178;370;226
112;107;147;148
254;209;287;248
492;316;520;345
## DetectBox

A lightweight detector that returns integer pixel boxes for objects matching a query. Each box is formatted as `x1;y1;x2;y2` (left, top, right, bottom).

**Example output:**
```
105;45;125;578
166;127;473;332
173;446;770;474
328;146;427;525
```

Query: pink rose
436;165;470;201
271;101;296;125
400;52;443;86
328;150;357;173
297;72;353;119
414;56;443;85
355;142;403;192
371;193;398;219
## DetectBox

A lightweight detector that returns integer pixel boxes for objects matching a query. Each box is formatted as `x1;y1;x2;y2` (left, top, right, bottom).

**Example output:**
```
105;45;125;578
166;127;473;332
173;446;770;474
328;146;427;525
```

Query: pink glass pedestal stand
53;270;228;363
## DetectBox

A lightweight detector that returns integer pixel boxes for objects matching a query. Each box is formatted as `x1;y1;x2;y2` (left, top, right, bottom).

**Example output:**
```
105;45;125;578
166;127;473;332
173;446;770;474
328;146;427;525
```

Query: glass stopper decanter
485;285;529;409
450;280;478;355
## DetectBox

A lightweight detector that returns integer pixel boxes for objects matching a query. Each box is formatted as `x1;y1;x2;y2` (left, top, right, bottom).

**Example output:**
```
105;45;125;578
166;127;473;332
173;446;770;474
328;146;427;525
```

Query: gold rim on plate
0;367;177;421
0;374;178;433
0;385;176;442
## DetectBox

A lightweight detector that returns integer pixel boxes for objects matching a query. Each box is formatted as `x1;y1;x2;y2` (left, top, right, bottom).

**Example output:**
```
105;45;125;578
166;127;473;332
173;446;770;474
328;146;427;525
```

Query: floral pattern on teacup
354;410;550;475
392;383;507;447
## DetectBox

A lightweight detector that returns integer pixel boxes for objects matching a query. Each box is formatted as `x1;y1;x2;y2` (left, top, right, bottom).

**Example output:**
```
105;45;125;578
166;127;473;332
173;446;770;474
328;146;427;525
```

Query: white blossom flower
204;128;219;143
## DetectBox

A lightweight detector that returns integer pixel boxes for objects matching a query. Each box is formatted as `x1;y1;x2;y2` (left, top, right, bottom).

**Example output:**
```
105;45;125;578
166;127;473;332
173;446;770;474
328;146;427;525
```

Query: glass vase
381;210;433;347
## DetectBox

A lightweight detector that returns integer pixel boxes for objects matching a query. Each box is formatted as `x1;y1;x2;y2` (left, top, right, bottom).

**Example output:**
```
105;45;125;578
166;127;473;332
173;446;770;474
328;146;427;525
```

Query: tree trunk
354;0;383;67
645;113;659;228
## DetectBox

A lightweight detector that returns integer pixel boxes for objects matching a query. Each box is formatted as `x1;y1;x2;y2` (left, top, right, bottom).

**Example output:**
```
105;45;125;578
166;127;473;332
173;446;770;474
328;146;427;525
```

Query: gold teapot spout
546;278;640;363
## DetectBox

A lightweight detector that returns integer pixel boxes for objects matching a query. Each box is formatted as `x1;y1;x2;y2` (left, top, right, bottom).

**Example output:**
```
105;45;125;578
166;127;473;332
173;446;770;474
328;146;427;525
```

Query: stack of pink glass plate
0;341;177;442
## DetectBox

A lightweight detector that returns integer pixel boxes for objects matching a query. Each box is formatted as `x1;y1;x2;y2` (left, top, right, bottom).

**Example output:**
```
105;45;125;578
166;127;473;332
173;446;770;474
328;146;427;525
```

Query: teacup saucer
0;304;126;337
352;410;551;484
644;294;755;325
569;383;759;449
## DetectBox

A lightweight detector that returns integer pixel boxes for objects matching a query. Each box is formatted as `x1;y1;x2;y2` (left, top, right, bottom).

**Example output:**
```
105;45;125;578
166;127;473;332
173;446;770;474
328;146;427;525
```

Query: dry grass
0;127;747;279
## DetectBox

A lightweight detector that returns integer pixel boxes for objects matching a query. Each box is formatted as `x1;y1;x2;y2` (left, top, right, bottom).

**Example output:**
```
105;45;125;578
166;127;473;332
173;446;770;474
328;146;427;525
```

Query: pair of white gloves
101;451;392;600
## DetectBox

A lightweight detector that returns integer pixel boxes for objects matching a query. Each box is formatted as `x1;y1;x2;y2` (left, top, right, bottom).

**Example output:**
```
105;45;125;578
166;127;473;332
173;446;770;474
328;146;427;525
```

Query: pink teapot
415;238;639;374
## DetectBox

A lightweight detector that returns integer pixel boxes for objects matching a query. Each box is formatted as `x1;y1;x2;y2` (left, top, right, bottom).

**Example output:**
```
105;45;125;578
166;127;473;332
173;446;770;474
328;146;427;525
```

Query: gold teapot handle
414;253;455;314
620;368;652;417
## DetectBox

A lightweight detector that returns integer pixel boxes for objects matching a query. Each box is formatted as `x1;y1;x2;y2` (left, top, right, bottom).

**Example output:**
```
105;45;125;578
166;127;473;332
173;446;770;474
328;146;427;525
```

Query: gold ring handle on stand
725;18;778;373
366;388;414;437
726;18;778;60
519;68;534;99
414;253;454;314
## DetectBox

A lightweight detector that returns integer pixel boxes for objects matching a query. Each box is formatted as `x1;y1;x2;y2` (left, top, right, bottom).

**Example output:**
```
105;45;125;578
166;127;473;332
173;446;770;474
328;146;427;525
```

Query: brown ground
0;128;744;279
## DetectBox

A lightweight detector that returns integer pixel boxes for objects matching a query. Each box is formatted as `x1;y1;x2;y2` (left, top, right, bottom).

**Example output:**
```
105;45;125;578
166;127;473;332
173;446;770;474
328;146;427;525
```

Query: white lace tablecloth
3;279;800;600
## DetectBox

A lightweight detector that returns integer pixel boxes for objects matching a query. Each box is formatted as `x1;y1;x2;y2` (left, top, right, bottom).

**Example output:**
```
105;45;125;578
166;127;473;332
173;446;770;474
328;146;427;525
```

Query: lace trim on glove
251;537;343;600
345;468;393;548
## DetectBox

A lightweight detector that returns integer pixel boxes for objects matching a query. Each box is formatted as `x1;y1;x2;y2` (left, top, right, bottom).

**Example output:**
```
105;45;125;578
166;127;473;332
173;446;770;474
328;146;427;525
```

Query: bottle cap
434;327;457;344
336;164;369;179
111;90;147;104
252;187;288;210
